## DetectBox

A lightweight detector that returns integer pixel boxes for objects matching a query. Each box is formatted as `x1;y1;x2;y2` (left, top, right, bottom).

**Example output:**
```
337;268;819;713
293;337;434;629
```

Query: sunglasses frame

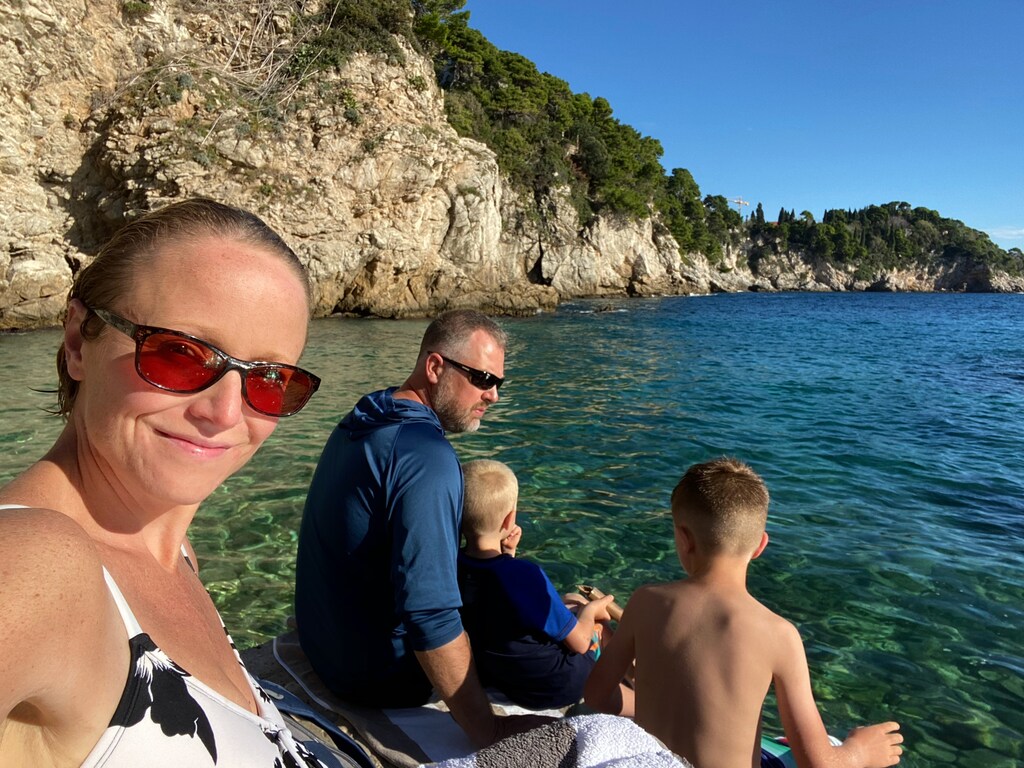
89;307;321;417
433;352;505;391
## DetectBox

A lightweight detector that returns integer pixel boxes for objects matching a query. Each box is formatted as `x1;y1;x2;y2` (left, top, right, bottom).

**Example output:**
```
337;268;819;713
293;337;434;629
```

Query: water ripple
2;294;1023;765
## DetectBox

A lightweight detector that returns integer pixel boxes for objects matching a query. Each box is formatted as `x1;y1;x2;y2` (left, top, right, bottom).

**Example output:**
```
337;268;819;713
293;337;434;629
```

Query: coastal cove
3;0;1023;331
1;292;1021;766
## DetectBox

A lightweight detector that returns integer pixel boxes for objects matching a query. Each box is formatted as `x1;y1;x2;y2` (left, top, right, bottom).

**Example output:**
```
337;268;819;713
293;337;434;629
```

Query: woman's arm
0;508;128;764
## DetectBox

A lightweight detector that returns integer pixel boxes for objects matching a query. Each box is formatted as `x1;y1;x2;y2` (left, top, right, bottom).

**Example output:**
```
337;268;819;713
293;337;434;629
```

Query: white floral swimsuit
0;500;343;767
81;563;335;767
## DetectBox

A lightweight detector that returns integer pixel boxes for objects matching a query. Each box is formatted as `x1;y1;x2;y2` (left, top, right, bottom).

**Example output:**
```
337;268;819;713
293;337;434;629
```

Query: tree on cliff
404;0;736;254
294;1;1016;279
745;201;1013;277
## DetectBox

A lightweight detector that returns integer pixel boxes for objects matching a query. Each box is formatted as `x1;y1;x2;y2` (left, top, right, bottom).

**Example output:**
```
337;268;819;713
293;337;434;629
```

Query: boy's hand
842;721;903;767
500;524;522;557
580;593;615;623
562;594;615;655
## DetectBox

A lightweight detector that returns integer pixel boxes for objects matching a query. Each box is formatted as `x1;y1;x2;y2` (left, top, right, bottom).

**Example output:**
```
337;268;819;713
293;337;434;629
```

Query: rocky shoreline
2;0;1020;332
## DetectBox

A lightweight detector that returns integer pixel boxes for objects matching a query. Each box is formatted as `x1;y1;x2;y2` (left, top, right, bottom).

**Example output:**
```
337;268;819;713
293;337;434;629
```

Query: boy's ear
499;508;516;535
676;523;696;554
751;531;769;560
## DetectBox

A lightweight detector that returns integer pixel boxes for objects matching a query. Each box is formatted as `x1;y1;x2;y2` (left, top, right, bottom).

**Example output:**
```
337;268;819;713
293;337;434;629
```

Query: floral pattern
93;630;337;767
83;562;342;767
111;634;219;760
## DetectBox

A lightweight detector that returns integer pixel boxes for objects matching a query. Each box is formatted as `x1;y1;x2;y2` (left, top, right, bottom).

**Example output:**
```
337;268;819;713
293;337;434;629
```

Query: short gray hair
418;309;507;358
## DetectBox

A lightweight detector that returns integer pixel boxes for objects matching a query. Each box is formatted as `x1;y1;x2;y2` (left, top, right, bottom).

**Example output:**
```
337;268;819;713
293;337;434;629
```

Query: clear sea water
1;292;1021;766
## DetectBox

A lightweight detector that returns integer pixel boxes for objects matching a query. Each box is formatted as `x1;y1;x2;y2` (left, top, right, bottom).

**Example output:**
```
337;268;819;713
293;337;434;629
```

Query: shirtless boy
584;458;903;768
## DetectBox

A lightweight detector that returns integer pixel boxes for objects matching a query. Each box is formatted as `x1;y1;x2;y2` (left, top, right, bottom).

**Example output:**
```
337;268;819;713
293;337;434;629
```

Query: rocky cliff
1;0;1019;331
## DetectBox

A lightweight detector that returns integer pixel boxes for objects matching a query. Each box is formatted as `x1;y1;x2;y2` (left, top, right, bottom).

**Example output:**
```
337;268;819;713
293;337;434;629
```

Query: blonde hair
671;457;769;556
462;459;518;538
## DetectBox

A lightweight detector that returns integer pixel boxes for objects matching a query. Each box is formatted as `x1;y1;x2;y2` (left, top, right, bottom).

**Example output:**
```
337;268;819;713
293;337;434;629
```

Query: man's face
431;330;505;433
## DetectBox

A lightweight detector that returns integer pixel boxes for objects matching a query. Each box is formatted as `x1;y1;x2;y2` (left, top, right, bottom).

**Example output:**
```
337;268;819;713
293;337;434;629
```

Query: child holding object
457;459;622;709
584;457;903;768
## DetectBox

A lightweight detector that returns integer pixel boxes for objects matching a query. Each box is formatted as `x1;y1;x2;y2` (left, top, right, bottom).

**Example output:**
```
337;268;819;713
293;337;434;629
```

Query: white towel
425;714;691;768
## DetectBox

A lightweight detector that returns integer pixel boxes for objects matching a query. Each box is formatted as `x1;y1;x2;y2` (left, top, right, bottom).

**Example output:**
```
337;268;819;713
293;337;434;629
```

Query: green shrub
122;1;152;20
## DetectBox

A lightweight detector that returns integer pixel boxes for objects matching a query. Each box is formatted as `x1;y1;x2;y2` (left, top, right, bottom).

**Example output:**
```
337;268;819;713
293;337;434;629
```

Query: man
295;310;543;747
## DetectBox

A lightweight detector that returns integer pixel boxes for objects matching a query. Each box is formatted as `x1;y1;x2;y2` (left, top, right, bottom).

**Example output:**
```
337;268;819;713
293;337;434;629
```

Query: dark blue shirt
295;389;465;700
457;551;595;709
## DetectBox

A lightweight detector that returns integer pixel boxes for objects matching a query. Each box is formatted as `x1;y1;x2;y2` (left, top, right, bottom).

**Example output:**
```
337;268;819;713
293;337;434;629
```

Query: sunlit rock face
1;0;1016;329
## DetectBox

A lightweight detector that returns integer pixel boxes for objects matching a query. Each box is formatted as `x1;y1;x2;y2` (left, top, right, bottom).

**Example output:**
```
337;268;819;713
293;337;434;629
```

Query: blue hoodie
295;388;465;699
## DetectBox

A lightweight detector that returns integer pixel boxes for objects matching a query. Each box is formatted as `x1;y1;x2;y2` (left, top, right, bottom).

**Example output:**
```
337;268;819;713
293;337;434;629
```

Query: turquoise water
2;292;1022;765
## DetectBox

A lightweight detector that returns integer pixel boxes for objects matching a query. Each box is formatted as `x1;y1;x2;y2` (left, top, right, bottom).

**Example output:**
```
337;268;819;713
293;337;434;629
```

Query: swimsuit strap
101;545;195;639
102;567;145;638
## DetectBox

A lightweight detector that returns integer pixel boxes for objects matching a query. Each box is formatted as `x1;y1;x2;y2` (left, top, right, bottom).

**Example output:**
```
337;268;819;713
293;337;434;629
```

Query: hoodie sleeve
385;422;465;652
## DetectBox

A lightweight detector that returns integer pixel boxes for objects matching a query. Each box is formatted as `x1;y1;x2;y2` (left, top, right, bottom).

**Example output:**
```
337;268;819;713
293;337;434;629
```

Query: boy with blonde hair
457;459;616;709
584;458;903;768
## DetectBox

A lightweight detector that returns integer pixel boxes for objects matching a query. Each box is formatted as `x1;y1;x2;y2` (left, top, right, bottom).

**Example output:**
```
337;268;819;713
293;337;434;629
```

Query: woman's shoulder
0;503;124;659
1;503;99;556
0;506;129;764
1;505;110;616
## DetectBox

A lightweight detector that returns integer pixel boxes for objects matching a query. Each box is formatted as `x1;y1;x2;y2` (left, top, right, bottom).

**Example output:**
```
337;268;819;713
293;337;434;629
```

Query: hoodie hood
340;387;443;438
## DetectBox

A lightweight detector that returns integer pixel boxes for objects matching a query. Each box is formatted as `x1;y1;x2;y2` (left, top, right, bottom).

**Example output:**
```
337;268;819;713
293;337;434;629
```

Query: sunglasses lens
471;372;502;390
138;334;222;390
130;326;318;417
246;366;318;417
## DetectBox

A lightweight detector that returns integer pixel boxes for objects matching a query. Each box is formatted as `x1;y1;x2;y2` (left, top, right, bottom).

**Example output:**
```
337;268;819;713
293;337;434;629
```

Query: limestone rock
0;0;1019;330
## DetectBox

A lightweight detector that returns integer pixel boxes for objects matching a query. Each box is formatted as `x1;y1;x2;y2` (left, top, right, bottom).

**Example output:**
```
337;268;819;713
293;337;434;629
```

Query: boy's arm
583;596;637;717
774;620;902;768
562;594;613;655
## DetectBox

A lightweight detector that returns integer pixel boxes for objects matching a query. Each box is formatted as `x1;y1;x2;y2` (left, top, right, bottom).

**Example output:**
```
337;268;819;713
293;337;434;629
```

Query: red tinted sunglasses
90;307;320;417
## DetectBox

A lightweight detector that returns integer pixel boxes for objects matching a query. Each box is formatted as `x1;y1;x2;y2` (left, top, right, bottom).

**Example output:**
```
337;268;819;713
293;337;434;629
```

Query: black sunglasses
433;353;505;391
90;307;321;417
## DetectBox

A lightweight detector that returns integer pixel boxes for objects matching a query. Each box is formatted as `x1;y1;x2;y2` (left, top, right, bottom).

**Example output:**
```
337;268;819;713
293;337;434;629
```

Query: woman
0;199;333;766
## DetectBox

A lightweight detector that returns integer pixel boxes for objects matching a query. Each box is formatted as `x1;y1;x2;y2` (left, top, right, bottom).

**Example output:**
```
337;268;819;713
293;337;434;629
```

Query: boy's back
625;576;795;768
585;458;901;768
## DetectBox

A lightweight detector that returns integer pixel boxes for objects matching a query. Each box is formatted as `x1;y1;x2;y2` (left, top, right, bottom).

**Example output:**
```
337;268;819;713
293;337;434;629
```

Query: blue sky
461;0;1023;250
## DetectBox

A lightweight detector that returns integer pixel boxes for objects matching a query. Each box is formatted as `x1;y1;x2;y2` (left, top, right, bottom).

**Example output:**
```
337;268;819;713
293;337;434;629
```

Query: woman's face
67;234;311;509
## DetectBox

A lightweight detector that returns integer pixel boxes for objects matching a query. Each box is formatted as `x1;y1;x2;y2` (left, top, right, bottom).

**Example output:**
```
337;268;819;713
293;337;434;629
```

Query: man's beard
433;372;481;434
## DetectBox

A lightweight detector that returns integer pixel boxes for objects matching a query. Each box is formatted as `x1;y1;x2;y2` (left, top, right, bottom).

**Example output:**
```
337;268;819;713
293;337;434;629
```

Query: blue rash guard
294;388;465;706
457;552;595;709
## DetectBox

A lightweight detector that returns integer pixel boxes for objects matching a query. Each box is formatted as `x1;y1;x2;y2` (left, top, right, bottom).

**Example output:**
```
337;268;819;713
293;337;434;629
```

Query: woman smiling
0;199;333;767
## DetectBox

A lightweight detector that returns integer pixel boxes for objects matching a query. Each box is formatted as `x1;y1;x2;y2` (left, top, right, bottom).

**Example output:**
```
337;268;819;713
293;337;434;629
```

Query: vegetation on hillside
748;202;1023;279
410;1;754;261
290;0;1018;276
291;0;415;73
290;0;738;258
